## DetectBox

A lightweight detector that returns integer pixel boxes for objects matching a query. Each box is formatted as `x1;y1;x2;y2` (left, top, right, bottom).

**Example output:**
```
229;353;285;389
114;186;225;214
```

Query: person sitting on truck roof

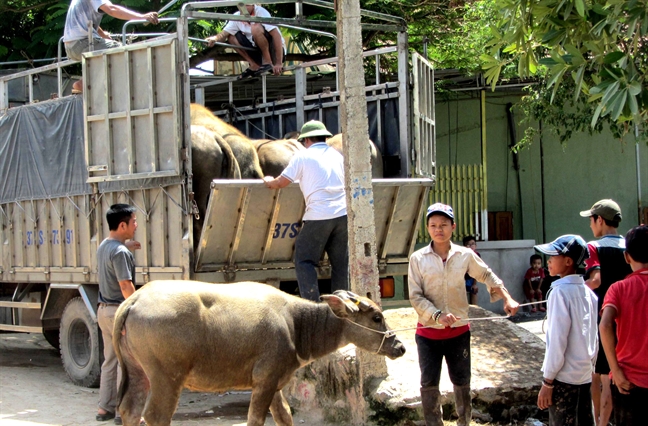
63;0;159;94
206;4;285;80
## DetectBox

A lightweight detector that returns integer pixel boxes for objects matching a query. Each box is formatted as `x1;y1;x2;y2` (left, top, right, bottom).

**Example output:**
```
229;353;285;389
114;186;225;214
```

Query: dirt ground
0;315;547;426
0;333;278;426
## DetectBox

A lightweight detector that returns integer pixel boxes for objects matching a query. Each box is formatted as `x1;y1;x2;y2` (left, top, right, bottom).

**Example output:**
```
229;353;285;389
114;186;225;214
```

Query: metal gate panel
373;180;432;263
83;36;182;183
412;52;436;178
195;179;433;275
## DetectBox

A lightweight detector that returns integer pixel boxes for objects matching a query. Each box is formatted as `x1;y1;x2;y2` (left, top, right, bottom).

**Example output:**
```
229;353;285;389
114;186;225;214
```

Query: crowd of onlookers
410;199;647;426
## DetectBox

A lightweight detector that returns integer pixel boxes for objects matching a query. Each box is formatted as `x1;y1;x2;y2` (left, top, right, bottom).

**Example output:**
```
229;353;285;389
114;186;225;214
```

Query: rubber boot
454;385;472;426
420;386;443;426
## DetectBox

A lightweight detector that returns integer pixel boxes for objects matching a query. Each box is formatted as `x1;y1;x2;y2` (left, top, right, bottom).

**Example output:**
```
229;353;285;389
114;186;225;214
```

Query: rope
344;299;556;347
227;104;278;140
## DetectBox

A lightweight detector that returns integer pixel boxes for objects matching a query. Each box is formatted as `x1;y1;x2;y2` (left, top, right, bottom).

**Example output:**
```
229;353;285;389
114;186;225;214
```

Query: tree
1;0;493;72
482;0;648;141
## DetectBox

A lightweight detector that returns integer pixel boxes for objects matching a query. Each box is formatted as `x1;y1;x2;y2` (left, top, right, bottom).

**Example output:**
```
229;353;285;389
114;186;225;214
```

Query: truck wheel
42;329;60;350
60;297;102;388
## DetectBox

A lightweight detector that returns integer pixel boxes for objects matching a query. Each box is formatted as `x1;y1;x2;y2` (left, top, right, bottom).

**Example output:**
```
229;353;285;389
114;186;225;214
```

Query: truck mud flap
194;179;433;279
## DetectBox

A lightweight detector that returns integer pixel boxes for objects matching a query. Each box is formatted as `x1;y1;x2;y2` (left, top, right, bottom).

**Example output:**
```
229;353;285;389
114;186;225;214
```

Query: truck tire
59;297;102;388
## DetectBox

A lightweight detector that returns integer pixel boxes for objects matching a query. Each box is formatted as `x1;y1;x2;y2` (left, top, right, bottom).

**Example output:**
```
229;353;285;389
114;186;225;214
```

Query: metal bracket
141;267;150;283
223;267;236;282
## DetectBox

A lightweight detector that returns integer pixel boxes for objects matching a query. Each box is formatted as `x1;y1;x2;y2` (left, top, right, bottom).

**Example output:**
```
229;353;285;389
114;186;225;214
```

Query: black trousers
612;383;648;426
416;331;471;387
294;215;349;301
548;380;594;426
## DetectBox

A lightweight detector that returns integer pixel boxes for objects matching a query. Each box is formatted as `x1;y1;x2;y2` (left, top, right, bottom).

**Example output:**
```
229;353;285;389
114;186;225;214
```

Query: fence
418;164;485;243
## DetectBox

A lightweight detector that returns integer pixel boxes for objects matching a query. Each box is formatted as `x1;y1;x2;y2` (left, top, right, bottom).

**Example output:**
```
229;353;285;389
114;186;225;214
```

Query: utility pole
336;0;388;385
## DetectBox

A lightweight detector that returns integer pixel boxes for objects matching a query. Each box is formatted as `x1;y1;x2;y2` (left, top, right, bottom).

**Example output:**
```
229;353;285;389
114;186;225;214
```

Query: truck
0;0;435;387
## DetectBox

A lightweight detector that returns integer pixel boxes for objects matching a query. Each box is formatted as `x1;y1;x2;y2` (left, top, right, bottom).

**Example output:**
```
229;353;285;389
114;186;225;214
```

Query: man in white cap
579;199;632;426
409;203;519;426
263;120;348;301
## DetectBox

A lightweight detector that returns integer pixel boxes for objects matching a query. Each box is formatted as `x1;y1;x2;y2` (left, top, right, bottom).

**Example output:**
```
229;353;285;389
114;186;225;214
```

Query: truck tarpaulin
0;96;90;203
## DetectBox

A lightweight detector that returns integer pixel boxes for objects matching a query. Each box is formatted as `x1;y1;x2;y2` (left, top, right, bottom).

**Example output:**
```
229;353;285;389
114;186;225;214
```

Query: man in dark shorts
207;4;285;80
63;0;159;93
580;199;632;426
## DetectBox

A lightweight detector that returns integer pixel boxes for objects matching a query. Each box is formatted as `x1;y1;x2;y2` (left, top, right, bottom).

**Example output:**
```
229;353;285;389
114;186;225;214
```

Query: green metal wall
435;89;648;245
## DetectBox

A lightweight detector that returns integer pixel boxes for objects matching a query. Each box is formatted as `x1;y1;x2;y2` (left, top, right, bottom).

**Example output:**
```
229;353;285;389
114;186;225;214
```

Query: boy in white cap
408;203;519;426
534;234;598;425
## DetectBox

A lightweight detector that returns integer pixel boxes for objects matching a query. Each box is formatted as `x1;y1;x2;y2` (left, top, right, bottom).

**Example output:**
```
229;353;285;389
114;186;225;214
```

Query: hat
426;203;454;221
579;199;622;222
298;120;333;140
534;234;589;265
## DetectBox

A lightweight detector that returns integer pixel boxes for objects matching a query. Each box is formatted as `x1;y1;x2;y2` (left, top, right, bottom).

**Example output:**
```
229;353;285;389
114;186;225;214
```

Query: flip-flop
254;64;273;76
237;68;256;80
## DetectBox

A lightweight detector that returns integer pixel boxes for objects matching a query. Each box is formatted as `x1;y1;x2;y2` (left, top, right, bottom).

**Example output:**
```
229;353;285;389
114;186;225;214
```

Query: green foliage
484;0;648;143
0;0;165;63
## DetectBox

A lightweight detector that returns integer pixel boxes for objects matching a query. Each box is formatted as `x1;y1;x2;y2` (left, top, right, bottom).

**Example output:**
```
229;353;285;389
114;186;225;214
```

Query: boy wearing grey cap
535;235;598;426
579;199;632;426
408;203;519;426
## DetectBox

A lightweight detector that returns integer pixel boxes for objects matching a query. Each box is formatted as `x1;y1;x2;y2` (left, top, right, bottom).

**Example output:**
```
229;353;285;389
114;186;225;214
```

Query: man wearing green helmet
264;120;348;300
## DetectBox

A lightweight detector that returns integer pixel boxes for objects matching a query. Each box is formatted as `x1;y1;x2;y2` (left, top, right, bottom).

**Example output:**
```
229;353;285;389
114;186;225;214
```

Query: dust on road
0;333;277;426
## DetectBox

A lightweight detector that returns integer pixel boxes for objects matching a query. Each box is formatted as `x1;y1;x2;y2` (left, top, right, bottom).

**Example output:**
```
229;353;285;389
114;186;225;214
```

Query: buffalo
190;104;264;179
114;281;405;426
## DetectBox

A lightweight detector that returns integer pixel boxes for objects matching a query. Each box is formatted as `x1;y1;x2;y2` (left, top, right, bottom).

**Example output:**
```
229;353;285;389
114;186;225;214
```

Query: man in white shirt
263;120;348;301
207;4;285;80
535;234;598;425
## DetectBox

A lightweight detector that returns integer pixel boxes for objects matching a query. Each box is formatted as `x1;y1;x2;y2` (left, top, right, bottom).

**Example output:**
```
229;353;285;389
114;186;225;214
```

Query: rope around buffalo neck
345;301;545;353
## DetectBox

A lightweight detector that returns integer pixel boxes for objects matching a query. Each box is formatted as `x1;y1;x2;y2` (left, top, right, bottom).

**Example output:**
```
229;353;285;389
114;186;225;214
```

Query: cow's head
321;291;406;360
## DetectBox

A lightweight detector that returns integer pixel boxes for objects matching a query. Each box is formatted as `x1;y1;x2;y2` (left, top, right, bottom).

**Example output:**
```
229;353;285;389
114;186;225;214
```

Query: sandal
237;68;256;80
96;412;115;422
254;64;273;76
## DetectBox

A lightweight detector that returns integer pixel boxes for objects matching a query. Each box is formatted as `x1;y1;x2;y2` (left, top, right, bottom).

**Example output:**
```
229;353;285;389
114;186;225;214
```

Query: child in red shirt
599;225;648;425
523;254;546;312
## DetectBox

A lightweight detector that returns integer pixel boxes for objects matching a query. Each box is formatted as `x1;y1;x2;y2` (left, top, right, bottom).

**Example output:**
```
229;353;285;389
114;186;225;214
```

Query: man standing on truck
63;0;159;93
263;120;348;301
96;204;140;423
206;3;285;80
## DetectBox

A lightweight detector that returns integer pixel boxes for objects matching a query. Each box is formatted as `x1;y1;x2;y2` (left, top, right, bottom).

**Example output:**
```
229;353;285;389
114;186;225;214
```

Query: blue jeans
294;215;348;301
416;331;471;387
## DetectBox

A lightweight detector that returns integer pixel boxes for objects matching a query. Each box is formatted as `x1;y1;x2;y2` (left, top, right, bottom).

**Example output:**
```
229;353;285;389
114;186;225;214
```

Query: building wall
435;89;648;245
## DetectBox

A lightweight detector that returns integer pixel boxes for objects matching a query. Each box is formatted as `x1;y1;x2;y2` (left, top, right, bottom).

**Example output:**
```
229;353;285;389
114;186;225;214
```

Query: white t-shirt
281;142;346;221
63;0;109;42
222;5;286;50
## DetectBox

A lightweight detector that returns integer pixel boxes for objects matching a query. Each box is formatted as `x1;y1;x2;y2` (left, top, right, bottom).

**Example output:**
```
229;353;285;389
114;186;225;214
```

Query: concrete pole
336;0;387;382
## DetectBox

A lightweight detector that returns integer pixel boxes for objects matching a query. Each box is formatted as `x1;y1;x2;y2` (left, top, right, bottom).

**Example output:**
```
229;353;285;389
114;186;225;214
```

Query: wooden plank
0;301;41;309
0;324;42;333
